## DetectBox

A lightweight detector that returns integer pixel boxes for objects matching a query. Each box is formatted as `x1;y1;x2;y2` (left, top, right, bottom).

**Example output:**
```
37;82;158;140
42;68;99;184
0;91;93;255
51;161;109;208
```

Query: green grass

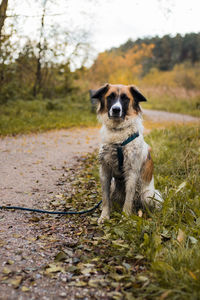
0;91;199;136
142;94;200;117
0;92;200;135
59;125;200;299
0;95;98;136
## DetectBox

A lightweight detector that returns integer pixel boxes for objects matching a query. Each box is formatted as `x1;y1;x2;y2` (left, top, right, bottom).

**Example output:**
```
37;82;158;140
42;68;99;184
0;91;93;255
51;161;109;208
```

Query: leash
117;131;139;171
0;200;102;215
0;132;139;216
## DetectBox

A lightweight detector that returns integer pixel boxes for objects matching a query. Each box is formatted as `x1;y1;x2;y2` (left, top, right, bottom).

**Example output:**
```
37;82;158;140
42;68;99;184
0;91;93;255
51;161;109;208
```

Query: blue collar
117;131;139;171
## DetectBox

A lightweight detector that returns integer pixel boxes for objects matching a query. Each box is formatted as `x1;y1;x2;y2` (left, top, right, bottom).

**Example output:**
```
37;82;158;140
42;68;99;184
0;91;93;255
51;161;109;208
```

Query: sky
92;0;200;51
7;0;200;65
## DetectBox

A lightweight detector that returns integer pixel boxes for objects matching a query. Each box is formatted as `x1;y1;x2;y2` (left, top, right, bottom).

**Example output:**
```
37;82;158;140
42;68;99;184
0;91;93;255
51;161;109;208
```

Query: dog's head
91;84;147;121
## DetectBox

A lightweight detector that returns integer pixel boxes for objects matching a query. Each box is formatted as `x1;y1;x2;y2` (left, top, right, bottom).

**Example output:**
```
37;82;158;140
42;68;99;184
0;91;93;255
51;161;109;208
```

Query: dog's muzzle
109;103;122;119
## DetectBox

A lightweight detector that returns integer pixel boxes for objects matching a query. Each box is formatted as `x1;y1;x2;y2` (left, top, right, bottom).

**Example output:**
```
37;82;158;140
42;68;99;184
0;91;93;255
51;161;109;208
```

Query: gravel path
0;110;199;299
143;109;199;123
1;109;198;207
0;128;101;300
0;128;101;207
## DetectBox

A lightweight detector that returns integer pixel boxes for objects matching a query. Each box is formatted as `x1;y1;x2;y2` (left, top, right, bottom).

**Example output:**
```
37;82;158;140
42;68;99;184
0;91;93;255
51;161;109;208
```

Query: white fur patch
109;99;122;117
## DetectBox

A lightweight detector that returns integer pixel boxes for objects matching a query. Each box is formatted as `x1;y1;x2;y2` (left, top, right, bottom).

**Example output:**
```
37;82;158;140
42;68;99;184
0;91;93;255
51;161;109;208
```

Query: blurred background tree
0;0;199;119
85;33;200;91
0;0;8;37
0;0;91;102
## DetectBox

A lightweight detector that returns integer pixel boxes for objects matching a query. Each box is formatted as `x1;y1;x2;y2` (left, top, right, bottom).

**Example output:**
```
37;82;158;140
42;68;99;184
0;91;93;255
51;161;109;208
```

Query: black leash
0;200;102;215
0;132;139;216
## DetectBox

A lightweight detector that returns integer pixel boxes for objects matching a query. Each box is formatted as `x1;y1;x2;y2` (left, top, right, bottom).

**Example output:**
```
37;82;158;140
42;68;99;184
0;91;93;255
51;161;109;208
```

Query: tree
0;0;8;38
0;0;94;100
33;0;48;97
88;43;154;85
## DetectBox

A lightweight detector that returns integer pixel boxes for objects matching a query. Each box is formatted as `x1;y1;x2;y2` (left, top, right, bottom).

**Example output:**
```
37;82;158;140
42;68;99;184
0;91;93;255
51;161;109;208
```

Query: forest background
0;0;200;135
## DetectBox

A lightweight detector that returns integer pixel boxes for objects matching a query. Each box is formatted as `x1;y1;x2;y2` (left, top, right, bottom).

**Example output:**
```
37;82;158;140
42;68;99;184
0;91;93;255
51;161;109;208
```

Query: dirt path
0;128;101;207
143;109;199;123
0;110;199;300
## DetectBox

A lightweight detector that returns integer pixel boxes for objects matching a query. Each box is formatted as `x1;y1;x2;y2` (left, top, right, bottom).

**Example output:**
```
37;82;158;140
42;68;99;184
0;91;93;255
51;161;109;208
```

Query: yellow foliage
83;43;200;93
142;68;177;88
87;43;154;86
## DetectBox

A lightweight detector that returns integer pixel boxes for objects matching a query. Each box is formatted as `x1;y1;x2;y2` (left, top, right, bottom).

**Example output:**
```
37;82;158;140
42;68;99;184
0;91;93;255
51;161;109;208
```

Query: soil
0;110;199;300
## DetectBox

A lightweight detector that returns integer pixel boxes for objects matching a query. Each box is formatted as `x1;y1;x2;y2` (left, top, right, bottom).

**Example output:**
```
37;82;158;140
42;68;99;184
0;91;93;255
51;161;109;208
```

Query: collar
121;131;139;146
117;131;139;171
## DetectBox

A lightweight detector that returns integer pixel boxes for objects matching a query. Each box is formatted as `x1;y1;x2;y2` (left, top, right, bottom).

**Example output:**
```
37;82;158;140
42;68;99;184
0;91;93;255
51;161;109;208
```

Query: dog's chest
99;138;144;176
99;144;120;175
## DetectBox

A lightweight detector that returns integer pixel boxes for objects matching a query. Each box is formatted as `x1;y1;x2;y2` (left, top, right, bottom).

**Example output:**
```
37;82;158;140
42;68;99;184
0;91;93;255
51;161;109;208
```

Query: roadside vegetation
0;94;97;136
142;88;200;117
49;125;200;299
0;90;199;136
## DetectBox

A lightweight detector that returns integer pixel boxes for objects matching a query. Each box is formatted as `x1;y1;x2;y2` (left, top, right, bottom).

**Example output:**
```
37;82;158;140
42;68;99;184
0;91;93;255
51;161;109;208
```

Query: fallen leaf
10;276;23;288
137;275;149;282
109;273;128;282
135;254;144;260
122;262;131;270
80;268;92;275
177;229;185;243
88;279;99;288
45;263;64;274
188;236;198;244
21;286;30;292
138;210;143;217
3;267;12;274
107;291;123;300
74;280;87;287
112;240;129;248
175;181;186;193
160;290;172;300
54;251;67;262
189;270;197;280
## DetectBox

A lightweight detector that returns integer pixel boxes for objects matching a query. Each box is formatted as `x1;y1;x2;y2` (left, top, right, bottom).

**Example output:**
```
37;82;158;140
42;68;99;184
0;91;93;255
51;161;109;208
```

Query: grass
57;125;200;299
0;89;199;136
0;95;97;136
142;88;200;117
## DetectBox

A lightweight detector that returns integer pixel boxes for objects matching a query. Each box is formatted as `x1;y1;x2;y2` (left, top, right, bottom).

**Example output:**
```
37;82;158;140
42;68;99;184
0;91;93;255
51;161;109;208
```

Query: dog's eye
107;93;116;100
121;94;129;101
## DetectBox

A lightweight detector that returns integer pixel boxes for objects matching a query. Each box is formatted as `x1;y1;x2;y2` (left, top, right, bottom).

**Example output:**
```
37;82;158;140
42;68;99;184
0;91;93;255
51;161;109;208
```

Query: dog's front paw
122;205;132;216
98;214;110;224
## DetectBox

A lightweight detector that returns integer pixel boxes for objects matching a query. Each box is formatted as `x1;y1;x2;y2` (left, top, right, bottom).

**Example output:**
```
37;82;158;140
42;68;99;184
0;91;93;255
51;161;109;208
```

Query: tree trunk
0;0;8;38
33;42;42;97
0;0;8;87
33;0;47;97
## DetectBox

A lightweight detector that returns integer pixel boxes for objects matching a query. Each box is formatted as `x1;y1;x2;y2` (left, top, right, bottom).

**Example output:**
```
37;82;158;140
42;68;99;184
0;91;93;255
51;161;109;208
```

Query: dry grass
141;86;200;117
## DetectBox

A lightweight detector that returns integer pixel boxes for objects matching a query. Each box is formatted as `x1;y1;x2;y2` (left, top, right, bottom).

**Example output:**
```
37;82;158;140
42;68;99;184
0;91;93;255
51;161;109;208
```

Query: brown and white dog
91;83;162;224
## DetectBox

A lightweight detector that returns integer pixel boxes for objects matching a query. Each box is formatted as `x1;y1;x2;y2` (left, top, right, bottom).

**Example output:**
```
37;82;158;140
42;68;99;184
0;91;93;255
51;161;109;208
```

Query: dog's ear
129;85;147;102
91;84;109;112
91;83;109;100
89;89;97;100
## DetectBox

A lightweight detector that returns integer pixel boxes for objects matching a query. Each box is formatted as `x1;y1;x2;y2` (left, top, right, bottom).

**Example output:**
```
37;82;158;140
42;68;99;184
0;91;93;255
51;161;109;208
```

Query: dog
91;83;162;224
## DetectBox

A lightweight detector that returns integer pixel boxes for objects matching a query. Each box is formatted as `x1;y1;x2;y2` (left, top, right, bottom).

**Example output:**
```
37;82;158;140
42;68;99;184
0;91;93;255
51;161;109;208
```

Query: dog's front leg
98;165;112;224
123;172;138;216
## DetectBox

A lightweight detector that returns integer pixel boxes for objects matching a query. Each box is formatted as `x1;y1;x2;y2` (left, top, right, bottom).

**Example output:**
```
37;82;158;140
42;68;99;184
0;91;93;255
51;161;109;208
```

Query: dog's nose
112;107;121;114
